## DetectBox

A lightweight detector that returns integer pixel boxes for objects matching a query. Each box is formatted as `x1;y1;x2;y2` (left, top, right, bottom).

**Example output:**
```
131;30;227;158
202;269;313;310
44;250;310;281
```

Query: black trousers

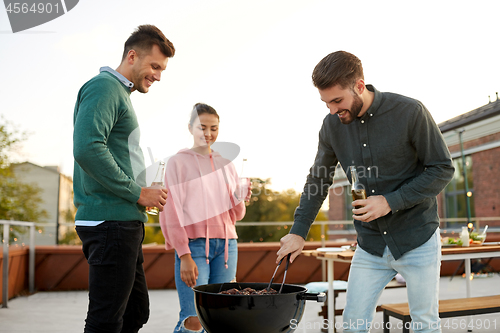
76;221;150;333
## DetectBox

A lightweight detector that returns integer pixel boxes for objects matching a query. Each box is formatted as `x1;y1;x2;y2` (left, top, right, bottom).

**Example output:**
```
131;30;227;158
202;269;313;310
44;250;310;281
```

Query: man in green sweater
73;25;175;333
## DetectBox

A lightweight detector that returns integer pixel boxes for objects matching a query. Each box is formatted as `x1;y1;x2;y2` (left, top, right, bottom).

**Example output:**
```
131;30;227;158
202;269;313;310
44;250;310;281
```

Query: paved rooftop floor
1;275;500;332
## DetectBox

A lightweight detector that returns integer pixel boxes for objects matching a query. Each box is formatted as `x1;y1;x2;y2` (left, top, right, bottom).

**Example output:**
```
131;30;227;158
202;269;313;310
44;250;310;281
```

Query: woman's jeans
343;228;442;333
76;221;149;333
174;238;237;333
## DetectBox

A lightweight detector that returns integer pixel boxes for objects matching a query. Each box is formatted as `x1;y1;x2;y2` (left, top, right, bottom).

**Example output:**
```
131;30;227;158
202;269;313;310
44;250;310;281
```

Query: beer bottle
147;161;166;216
350;166;366;211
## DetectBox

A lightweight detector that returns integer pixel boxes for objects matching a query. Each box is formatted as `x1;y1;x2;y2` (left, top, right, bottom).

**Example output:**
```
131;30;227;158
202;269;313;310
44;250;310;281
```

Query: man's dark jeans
76;221;150;333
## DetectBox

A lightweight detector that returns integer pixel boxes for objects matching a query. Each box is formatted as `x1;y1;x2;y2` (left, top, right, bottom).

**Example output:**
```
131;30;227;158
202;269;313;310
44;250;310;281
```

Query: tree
58;207;80;245
0;117;48;242
237;178;326;242
0;117;25;169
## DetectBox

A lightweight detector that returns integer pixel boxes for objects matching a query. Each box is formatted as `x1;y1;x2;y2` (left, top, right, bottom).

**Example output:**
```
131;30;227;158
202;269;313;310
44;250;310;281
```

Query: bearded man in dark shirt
277;51;454;333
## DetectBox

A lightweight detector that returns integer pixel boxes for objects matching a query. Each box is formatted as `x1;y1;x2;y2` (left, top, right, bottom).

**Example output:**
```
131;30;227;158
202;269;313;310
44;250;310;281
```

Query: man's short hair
122;24;175;60
312;51;364;90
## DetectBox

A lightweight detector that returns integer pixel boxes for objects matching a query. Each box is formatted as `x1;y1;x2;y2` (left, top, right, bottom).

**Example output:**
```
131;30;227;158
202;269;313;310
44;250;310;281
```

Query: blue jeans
343;228;441;333
174;238;237;333
76;221;149;333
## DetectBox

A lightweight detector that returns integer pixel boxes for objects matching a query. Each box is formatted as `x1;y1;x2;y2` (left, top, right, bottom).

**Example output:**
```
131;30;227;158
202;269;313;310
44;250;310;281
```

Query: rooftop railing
1;220;36;308
18;216;500;245
1;217;499;306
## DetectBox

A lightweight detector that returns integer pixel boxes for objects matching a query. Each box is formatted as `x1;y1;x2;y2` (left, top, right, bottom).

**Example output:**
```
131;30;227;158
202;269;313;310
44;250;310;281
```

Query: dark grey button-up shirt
291;85;454;260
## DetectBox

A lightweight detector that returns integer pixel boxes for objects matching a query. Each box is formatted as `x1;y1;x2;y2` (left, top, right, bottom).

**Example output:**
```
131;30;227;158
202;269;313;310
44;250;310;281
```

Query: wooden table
441;244;500;298
302;244;500;333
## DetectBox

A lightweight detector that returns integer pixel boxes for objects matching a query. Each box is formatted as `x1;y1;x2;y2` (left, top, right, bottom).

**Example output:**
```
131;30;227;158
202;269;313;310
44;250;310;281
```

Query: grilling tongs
266;253;291;294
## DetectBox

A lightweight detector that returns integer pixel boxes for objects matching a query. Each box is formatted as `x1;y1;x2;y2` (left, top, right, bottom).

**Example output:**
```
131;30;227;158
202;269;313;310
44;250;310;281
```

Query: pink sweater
159;148;245;266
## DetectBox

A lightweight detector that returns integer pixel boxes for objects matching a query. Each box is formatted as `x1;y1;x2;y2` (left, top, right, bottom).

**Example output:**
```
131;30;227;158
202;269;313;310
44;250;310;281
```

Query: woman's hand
245;182;252;202
180;254;198;287
235;178;252;202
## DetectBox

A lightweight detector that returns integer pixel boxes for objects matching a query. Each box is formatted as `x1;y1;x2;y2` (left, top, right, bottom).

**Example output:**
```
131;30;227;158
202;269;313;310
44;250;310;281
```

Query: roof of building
12;161;61;175
439;96;500;133
12;161;73;181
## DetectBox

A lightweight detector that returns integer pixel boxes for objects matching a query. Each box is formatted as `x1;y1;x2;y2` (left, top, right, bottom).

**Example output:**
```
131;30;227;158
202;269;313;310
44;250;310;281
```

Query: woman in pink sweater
159;103;249;333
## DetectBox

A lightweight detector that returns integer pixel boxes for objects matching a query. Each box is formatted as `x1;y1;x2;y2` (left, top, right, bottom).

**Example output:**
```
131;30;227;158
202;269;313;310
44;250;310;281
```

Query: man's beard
339;93;363;125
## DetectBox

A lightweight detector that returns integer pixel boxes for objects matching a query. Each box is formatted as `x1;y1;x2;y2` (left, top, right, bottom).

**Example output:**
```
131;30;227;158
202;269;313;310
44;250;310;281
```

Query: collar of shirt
359;84;382;122
99;66;134;90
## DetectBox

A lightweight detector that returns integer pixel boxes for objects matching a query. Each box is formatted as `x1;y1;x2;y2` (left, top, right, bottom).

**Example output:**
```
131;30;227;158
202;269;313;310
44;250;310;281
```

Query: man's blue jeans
343;228;442;333
76;221;149;333
174;238;237;333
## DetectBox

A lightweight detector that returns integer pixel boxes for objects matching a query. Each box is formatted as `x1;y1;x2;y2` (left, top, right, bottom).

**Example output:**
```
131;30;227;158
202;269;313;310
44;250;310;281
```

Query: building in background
439;95;500;231
11;162;75;245
327;96;500;238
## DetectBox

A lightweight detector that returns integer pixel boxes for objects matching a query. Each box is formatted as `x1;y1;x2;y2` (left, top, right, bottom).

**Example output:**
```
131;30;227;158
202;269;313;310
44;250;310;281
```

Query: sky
1;0;500;193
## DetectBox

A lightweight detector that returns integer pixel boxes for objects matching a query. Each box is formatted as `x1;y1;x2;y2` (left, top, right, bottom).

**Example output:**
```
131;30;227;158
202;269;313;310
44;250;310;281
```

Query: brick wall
446;131;500;226
328;186;346;221
471;146;500;217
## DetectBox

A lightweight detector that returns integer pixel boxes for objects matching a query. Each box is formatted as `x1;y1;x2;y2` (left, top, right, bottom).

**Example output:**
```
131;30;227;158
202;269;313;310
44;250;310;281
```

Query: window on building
444;156;475;226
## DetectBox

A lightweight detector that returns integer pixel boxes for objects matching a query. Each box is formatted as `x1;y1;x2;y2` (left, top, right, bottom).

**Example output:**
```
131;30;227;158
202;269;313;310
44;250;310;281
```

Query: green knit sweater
73;71;147;222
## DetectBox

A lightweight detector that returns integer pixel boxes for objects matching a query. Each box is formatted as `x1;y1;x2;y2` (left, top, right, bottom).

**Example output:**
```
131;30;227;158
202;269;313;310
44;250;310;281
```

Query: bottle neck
351;167;359;190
